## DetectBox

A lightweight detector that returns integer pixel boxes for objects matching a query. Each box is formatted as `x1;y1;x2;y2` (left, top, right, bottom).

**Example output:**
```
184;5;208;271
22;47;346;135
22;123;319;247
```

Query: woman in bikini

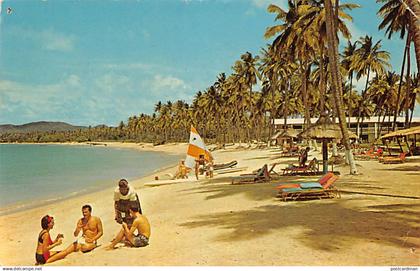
35;215;77;264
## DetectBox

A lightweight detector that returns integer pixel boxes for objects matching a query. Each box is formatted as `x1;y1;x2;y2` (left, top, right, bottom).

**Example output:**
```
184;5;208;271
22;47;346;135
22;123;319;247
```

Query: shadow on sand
178;181;420;252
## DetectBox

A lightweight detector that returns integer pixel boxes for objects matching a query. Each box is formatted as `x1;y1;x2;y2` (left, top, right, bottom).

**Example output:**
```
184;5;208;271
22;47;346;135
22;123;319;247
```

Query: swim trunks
133;234;149;247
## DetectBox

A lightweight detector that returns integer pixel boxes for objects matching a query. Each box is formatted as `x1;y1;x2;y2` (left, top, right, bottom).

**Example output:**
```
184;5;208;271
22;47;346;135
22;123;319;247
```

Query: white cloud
94;74;131;94
352;72;377;94
0;75;83;120
345;21;367;42
150;74;188;91
41;29;75;52
250;0;287;10
103;62;155;71
7;26;76;52
142;29;150;40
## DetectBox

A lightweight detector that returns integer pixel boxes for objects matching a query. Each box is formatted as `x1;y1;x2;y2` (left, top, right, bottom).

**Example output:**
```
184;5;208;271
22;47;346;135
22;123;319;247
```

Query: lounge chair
354;148;383;160
231;164;271;185
282;158;319;176
381;152;407;164
275;172;340;201
240;163;281;178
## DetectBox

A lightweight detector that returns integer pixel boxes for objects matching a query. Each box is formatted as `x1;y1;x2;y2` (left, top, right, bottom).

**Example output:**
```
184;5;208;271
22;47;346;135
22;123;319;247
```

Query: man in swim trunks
73;204;103;252
106;206;151;249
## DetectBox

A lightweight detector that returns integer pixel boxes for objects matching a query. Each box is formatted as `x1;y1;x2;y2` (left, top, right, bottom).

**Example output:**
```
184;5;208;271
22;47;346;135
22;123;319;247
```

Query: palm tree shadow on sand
178;184;420;253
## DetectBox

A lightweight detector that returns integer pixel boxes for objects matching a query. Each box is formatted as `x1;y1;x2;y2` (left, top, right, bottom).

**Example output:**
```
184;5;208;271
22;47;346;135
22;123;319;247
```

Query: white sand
0;142;419;266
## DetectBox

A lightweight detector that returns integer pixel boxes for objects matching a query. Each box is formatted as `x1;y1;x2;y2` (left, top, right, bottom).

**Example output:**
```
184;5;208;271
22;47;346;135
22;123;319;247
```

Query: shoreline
0;141;187;217
1;143;419;265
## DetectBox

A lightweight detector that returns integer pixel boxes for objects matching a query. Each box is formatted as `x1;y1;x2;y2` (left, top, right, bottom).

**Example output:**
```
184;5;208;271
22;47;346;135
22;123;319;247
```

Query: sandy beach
0;142;419;266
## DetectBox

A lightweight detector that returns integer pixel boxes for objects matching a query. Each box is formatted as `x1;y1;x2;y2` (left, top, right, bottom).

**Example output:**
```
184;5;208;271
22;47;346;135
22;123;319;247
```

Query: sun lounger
231;164;271;185
381;152;407;164
282;158;319;176
274;172;340;201
354;148;383;160
240;163;281;178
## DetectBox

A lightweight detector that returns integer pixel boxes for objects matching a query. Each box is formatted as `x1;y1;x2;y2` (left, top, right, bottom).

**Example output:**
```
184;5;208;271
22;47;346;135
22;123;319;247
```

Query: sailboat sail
185;126;213;169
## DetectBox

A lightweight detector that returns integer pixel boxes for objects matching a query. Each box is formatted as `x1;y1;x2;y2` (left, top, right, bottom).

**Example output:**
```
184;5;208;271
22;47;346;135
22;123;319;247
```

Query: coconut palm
351;35;391;136
265;1;314;127
377;0;415;130
341;40;358;125
404;0;420;71
324;0;357;174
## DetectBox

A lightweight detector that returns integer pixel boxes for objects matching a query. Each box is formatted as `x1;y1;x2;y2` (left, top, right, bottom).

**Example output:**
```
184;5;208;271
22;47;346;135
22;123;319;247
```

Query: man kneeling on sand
107;206;151;249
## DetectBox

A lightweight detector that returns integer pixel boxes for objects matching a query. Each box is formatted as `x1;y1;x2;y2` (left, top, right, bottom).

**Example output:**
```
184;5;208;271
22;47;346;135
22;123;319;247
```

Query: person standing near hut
299;147;310;167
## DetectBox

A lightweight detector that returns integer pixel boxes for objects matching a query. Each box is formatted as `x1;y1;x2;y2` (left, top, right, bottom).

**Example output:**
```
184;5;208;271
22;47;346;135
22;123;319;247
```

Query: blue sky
0;0;418;126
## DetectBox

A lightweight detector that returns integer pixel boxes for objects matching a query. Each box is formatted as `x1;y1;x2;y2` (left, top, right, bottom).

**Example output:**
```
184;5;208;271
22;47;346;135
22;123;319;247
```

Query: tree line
2;0;419;149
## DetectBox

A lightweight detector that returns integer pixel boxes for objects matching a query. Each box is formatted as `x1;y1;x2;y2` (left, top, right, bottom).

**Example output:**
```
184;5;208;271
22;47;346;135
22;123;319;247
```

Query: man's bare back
131;213;151;238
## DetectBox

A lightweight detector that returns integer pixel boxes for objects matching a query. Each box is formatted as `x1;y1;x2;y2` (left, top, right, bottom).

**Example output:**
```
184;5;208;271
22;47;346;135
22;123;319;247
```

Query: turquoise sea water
0;144;181;213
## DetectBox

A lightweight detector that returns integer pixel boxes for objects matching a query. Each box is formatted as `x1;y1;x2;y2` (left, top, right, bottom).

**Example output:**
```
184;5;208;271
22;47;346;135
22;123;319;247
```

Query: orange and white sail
185;126;213;169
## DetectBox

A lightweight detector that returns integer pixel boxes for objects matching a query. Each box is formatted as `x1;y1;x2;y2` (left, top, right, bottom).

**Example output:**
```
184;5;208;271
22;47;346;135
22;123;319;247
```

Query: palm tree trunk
325;0;357;174
302;64;311;128
356;67;370;140
348;72;353;128
407;0;420;71
284;80;290;129
319;46;326;114
393;33;410;131
405;34;413;128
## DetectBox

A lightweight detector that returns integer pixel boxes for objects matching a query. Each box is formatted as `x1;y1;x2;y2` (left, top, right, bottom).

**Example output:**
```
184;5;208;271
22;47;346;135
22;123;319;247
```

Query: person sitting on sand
73;204;103;253
114;179;142;227
106;206;151;250
35;206;103;265
35;215;64;264
174;159;189;179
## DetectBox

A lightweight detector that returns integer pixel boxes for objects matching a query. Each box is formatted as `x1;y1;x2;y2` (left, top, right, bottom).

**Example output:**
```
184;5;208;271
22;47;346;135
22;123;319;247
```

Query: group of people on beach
35;179;151;265
174;155;214;180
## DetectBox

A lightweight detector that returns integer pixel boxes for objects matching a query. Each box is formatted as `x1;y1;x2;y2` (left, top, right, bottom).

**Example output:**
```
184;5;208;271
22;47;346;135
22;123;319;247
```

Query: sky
0;0;418;126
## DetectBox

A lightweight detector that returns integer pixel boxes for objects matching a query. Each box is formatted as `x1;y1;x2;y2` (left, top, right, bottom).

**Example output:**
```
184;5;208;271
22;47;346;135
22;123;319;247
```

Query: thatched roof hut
298;114;342;140
381;126;420;139
271;129;299;140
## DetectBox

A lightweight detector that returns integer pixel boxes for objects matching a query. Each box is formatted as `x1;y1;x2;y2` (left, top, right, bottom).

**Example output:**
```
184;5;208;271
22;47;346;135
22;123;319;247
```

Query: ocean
0;144;181;214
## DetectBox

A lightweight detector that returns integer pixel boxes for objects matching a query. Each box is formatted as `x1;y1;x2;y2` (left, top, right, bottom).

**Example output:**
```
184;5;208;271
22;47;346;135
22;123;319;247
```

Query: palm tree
377;0;414;130
341;40;358;125
239;52;260;139
324;0;357;174
265;1;314;128
351;35;390;137
405;0;420;71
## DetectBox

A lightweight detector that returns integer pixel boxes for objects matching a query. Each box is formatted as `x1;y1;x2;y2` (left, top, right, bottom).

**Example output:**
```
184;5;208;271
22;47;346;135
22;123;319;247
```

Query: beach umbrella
298;114;342;174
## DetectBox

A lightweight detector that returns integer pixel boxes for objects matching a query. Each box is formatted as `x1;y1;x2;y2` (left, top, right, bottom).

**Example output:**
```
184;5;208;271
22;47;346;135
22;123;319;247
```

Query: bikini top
38;230;53;245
